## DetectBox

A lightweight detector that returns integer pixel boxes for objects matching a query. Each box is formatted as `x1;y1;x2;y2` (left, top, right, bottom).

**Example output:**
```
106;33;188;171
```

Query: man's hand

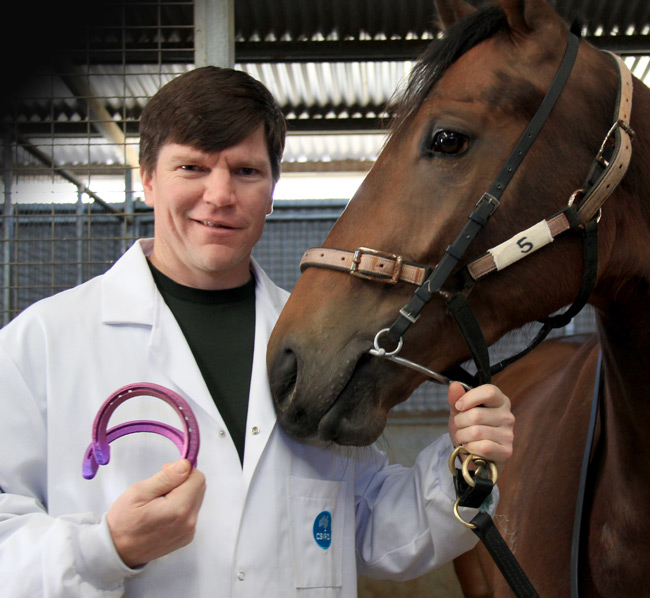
107;459;206;568
447;383;515;473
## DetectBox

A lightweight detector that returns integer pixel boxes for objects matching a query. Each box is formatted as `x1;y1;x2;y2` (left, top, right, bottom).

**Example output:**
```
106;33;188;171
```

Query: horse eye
422;129;469;157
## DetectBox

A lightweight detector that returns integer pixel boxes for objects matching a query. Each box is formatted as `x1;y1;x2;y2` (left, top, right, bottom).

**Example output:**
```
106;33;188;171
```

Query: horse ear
435;0;477;31
499;0;561;34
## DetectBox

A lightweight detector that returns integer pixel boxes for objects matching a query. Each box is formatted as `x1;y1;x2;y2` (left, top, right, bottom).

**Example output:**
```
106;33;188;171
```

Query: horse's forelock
391;6;509;135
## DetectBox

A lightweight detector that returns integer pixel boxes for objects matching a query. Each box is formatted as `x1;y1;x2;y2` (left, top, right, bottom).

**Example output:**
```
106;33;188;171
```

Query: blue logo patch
313;510;332;549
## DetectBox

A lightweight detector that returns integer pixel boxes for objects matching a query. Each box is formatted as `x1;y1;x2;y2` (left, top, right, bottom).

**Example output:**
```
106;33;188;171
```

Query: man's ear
141;165;154;207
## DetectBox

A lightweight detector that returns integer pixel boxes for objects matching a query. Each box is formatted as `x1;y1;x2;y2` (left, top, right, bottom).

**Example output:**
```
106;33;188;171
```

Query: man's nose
203;169;235;206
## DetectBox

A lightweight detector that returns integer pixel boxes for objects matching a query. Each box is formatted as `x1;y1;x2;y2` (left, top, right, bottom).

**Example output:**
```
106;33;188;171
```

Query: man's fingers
448;383;515;471
136;459;193;502
455;384;510;411
447;381;467;415
107;462;206;568
166;468;207;509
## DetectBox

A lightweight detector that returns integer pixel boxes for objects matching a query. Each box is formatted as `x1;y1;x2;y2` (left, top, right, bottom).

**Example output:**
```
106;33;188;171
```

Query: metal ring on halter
448;445;499;487
462;454;499;488
449;445;499;529
453;497;477;529
370;329;472;391
448;444;470;476
450;446;478;529
82;382;200;480
592;207;603;224
568;189;603;224
369;327;403;357
567;188;584;207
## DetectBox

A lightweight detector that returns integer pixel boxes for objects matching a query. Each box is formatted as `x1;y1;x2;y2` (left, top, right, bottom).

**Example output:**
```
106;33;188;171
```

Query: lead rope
449;446;540;597
570;351;603;597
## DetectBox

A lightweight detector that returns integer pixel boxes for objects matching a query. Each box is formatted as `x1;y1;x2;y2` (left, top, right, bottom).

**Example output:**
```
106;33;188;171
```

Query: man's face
142;126;275;289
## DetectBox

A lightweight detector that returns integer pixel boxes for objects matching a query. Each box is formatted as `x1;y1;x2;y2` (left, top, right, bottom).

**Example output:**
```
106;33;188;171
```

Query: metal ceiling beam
236;40;430;63
12;116;390;136
286;118;388;133
59;67;140;169
194;0;235;67
235;35;650;62
71;35;650;66
589;34;650;55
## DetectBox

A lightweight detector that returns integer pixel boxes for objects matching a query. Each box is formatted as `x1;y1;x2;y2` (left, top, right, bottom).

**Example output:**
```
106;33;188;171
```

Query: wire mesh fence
0;197;596;413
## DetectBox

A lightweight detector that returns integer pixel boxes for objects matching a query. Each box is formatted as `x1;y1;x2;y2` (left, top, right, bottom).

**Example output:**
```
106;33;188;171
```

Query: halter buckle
350;247;404;284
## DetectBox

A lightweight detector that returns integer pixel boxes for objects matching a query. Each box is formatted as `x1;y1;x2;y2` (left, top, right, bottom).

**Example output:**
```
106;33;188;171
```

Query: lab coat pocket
288;476;345;589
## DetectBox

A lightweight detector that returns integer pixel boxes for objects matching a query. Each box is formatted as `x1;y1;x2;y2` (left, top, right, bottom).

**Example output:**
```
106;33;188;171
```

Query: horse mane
391;5;508;135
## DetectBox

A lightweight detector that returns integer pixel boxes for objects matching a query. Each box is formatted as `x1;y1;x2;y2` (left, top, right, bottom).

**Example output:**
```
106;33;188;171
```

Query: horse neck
588;77;650;477
596;299;650;426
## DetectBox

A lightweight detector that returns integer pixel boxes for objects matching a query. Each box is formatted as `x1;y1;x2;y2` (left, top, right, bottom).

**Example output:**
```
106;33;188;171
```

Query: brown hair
139;67;286;181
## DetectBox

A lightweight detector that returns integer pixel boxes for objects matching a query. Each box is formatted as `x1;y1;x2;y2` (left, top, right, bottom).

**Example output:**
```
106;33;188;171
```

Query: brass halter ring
568;188;602;224
449;445;499;529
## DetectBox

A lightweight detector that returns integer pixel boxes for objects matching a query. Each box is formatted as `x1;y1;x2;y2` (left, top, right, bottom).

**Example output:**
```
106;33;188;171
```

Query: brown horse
267;0;650;596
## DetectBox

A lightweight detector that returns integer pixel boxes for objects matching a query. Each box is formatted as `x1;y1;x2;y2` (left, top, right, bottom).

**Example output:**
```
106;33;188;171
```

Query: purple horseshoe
82;382;200;480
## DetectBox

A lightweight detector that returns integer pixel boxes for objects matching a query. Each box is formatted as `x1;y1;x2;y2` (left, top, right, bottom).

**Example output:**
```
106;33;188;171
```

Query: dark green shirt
148;261;256;464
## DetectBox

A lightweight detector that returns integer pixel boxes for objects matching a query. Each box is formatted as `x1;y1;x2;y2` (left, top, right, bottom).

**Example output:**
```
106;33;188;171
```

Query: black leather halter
382;33;580;384
300;32;632;390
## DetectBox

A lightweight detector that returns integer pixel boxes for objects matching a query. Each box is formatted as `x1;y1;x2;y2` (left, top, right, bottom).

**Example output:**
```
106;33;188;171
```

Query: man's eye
180;164;202;172
238;167;258;176
421;129;470;157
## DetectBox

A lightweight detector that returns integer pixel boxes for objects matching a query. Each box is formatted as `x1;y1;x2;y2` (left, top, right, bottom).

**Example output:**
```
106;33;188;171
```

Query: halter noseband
299;33;634;389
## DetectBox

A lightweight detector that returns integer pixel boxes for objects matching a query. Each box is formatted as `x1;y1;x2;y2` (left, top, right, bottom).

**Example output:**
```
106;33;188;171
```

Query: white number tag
488;220;553;271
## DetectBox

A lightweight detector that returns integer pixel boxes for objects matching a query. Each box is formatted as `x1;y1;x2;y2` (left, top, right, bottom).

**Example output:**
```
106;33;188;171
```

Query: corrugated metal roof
3;0;650;177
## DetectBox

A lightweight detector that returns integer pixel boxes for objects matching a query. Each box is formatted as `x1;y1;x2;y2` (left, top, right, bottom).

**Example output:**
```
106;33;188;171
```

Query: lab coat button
251;426;260;435
237;571;246;581
219;430;226;438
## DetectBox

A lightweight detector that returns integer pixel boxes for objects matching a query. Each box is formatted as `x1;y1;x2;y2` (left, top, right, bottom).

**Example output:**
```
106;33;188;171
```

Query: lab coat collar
99;240;291;485
100;239;157;326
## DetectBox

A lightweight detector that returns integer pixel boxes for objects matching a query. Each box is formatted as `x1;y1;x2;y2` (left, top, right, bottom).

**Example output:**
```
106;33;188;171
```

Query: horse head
267;0;637;445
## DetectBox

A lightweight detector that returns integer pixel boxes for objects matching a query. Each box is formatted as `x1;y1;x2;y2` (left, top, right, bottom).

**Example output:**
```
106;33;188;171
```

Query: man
0;67;514;596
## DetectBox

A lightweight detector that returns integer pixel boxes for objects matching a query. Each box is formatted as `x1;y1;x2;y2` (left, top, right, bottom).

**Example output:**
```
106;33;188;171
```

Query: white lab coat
0;239;486;597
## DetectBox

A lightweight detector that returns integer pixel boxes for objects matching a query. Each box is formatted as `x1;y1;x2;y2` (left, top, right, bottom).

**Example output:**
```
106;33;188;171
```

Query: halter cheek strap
82;382;200;480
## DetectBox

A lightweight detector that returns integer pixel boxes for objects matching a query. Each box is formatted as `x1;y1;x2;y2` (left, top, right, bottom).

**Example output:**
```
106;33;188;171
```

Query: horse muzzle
267;337;396;445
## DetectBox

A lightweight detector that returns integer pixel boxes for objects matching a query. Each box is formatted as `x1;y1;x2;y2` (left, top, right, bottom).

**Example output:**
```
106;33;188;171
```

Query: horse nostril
269;347;298;407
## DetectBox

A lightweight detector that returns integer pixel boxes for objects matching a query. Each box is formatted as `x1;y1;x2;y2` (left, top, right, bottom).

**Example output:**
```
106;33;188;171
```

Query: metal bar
587;34;650;55
6;115;391;135
235;39;430;63
76;189;84;286
58;66;140;169
235;36;650;62
2;131;14;326
194;0;234;67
